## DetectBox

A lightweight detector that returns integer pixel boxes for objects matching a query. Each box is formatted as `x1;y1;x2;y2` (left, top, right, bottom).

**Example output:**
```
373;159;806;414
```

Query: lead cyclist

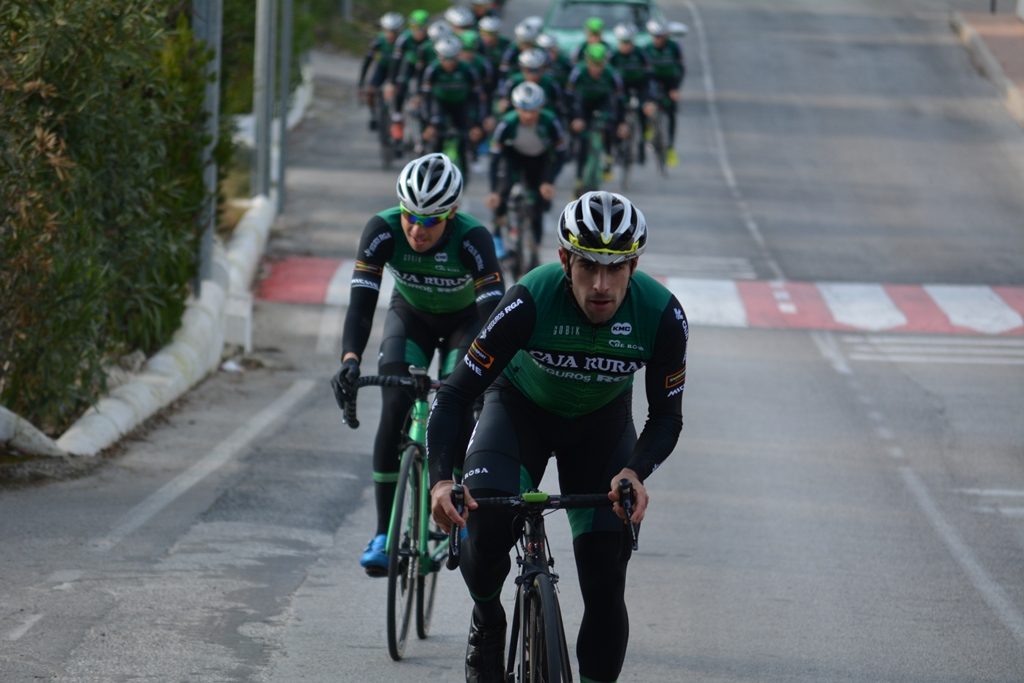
427;191;689;683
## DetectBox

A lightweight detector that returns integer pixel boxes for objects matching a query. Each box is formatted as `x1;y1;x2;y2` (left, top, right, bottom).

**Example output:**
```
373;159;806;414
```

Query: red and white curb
257;257;1024;337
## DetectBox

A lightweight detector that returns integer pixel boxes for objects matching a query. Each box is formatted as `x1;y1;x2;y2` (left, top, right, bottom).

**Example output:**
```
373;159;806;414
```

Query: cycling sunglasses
401;207;450;228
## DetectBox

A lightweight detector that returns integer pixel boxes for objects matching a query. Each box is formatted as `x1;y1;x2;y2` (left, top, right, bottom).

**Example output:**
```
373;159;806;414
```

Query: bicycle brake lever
446;484;465;570
617;478;639;551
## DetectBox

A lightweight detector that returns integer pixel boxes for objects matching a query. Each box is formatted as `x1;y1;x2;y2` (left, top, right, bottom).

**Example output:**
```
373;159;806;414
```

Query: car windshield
547;1;652;30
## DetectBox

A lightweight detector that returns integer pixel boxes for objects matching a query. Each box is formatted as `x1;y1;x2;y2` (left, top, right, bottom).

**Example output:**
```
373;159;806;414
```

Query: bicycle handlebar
338;371;441;429
446;479;638;569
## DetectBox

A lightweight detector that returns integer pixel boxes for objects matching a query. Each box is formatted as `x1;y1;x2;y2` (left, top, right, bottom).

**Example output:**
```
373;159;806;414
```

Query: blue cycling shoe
360;534;388;577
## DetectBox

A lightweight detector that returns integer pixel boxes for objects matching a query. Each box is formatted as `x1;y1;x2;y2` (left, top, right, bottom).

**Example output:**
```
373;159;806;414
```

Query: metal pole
192;0;223;288
276;0;293;213
253;0;277;197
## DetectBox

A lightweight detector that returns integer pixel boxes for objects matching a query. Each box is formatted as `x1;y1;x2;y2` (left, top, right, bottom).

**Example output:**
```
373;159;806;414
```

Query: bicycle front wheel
386;444;420;660
416;465;443;638
516;574;570;682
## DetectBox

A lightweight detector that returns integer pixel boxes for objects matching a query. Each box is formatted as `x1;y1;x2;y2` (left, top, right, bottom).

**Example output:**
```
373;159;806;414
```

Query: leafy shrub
0;0;213;433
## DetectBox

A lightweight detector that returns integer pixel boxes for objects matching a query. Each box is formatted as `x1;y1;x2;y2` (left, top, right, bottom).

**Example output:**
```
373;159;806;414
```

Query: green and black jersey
340;207;505;359
645;39;685;88
428;262;688;485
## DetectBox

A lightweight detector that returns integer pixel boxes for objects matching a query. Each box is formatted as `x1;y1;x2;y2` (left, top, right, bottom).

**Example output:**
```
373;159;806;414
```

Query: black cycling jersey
340;207;505;360
427;261;688;488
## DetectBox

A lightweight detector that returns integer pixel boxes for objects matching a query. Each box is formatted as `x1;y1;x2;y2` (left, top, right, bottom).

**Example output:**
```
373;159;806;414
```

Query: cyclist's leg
372;301;433;537
520;155;547;267
437;308;480;478
460;381;551;625
555;394;636;682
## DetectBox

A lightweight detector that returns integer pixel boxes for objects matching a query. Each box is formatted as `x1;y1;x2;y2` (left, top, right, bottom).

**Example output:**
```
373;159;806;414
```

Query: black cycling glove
330;358;360;410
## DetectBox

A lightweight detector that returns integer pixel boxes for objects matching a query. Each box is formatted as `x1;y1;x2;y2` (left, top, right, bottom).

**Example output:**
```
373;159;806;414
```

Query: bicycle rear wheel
514;574;569;682
386;444;419;660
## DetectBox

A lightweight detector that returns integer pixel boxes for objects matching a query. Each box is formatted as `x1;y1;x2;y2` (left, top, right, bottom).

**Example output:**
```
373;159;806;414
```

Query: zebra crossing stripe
256;257;1024;336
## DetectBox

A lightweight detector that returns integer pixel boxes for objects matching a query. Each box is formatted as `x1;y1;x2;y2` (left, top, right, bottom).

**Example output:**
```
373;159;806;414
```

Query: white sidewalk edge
951;12;1024;129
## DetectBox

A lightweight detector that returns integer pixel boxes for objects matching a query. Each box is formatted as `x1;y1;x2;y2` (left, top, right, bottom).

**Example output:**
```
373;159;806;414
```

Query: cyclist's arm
629;296;688;481
460;226;506;323
427;285;536;488
340;216;395;361
387;37;407;82
488;118;511;190
358;39;379;88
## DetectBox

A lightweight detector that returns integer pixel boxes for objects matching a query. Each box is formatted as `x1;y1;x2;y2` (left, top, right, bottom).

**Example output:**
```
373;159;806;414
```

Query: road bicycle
374;92;402;170
616;95;642;190
577;111;611;197
447;480;638;682
648;85;673;177
340;367;448;661
502;181;537;281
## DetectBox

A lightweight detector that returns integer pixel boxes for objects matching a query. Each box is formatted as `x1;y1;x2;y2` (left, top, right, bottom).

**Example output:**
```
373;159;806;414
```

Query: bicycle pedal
429;530;448;541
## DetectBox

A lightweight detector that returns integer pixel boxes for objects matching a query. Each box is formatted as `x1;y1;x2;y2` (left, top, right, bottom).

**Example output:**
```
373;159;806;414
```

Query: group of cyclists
340;6;689;682
357;2;686;271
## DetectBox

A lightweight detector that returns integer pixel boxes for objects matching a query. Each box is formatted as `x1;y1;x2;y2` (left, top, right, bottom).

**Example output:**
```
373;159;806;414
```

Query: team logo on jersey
611;322;632;336
468;340;495;369
435;252;448;263
664;365;686;392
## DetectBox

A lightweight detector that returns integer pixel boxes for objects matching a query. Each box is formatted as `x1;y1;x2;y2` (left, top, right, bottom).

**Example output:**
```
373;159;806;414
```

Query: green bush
0;0;214;434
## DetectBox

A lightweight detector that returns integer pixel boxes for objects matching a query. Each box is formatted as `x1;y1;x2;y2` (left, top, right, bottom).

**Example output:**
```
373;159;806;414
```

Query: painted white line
926;285;1023;334
819;282;907;331
886;446;904;459
849;345;1024;357
844;335;1024;347
849;354;1024;365
315;305;344;355
324;261;351;307
91;379;316;552
810;331;852;375
997;507;1024;518
666;278;747;327
958;489;1024;498
5;613;42;641
685;0;784;281
900;467;1024;646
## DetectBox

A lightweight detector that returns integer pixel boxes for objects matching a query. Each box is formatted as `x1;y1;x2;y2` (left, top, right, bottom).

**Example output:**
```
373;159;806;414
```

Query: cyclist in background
572;16;613;63
331;153;504;576
427;191;689;683
477;16;510;97
537;32;573;91
609;22;656;165
497;15;543;80
487;81;568;270
358;12;405;132
386;9;431;142
444;5;476;36
566;43;627;193
494;48;566;122
644;19;686;167
469;0;499;25
421;36;485;161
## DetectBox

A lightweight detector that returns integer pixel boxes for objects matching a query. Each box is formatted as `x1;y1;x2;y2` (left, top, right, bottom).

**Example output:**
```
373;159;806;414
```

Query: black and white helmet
435;35;462;59
380;12;404;31
479;16;502;33
517;47;548;71
511;81;546;111
396;153;464;215
613;22;637;42
444;5;475;29
557;191;647;264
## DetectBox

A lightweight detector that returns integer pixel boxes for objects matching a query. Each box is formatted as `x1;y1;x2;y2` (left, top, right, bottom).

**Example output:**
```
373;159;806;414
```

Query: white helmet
613;22;637;42
435;35;462;59
511;81;546;111
517;47;548;70
478;16;502;33
557;192;647;264
428;20;453;42
645;19;669;38
514;17;542;42
396;154;464;215
536;33;558;50
380;12;405;31
444;5;475;29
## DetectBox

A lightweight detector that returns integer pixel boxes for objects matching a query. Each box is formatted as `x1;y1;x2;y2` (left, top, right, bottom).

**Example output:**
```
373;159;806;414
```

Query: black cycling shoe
465;614;506;683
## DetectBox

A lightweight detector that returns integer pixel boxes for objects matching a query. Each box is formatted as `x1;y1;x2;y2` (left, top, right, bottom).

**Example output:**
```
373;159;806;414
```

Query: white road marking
842;335;1024;365
926;285;1023;334
819;282;907;330
958;489;1024;498
811;331;852;375
91;379;315;552
666;278;748;327
901;467;1024;646
5;613;42;641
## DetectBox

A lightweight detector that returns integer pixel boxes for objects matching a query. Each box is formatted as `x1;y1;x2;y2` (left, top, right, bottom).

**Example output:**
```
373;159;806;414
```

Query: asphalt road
2;1;1024;681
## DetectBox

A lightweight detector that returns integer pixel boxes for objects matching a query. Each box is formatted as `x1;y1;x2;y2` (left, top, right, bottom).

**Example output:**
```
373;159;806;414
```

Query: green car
541;0;686;55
